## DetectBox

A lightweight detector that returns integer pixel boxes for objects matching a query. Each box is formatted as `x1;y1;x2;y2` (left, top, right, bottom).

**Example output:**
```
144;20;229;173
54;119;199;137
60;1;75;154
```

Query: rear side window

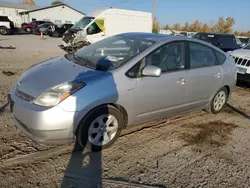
55;20;62;25
193;34;215;44
214;50;226;65
215;35;236;48
189;42;216;68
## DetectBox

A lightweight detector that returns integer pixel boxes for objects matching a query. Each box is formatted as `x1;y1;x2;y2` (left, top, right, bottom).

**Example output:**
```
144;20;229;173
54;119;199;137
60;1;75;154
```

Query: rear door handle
215;73;222;78
177;78;186;85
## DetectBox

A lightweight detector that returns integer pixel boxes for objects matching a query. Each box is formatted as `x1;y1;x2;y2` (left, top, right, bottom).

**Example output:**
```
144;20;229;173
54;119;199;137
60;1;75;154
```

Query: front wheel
0;27;8;35
207;87;228;114
25;28;31;33
76;105;123;152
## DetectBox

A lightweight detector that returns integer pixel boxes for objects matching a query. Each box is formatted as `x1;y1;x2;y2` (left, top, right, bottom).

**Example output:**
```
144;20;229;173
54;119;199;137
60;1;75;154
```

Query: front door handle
177;78;186;85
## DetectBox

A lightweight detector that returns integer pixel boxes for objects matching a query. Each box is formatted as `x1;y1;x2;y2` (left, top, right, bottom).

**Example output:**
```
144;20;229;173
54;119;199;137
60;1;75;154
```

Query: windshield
66;36;155;71
239;38;250;44
71;17;95;30
243;43;250;50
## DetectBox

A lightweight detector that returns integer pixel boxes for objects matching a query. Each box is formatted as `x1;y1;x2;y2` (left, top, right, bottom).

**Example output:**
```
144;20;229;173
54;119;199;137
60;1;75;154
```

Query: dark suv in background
193;32;242;52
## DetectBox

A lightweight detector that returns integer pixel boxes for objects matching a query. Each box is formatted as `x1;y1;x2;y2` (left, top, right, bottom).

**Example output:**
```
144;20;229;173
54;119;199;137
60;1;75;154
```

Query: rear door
187;42;223;107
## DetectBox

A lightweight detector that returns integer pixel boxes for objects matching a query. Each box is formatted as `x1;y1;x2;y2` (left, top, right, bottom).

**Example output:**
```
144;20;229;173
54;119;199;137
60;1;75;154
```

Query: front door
134;41;190;124
187;42;223;107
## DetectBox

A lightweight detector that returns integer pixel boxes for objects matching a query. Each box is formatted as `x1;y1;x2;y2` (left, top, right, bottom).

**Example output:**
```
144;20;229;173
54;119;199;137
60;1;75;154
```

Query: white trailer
60;8;152;52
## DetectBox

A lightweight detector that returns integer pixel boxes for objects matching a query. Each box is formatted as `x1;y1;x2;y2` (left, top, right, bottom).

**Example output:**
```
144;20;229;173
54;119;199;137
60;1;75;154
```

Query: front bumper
237;73;250;83
10;91;78;145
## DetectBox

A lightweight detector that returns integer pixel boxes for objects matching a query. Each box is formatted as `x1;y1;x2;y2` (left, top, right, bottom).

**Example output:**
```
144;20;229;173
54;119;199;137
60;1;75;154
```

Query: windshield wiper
72;54;96;68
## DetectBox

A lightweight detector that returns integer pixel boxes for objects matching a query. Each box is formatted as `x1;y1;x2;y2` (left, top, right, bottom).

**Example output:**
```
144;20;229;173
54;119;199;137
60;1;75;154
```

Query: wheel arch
74;103;128;134
224;85;230;95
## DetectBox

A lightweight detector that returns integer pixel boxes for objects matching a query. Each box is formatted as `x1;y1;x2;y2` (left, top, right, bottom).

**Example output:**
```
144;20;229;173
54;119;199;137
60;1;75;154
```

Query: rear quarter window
214;50;226;65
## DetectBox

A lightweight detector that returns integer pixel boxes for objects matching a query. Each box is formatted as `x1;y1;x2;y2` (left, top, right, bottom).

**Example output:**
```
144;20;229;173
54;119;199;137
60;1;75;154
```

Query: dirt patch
179;121;238;148
229;86;250;116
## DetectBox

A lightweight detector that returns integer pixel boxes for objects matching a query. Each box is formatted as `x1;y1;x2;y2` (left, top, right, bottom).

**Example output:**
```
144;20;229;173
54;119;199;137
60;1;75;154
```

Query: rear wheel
0;27;8;35
52;31;60;37
76;105;123;152
25;28;31;33
207;87;228;114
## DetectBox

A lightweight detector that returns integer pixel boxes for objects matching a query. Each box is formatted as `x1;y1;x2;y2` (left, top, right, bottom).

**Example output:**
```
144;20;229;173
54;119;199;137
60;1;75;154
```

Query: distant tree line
153;17;250;37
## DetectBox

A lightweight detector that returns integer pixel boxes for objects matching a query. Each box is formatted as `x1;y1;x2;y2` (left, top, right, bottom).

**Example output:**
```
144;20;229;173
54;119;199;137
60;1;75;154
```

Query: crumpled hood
229;49;250;58
16;56;104;98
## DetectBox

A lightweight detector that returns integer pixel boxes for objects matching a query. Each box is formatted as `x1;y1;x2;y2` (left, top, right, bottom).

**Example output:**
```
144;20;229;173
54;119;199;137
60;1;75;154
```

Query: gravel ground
0;35;250;188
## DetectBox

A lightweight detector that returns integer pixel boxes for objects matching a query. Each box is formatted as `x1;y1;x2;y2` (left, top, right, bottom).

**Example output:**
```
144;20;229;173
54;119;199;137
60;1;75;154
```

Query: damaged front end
59;29;91;53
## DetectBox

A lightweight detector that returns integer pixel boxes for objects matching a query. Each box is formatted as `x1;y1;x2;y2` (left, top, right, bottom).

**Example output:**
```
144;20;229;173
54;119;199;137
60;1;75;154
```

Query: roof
19;3;85;15
120;32;183;41
195;32;235;36
0;1;40;10
89;8;152;18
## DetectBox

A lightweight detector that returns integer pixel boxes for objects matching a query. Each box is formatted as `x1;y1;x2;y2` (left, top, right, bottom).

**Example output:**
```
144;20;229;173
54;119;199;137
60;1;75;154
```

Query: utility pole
152;0;157;19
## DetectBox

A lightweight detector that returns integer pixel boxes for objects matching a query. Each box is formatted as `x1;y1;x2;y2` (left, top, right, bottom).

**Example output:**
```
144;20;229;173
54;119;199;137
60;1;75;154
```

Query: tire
52;31;60;37
25;28;31;33
207;87;228;114
76;105;123;152
0;27;8;35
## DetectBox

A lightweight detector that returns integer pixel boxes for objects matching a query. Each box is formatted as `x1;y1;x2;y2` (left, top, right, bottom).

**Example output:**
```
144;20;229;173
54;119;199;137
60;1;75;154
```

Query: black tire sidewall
0;27;8;35
53;32;59;37
76;105;123;152
25;28;31;33
210;87;228;114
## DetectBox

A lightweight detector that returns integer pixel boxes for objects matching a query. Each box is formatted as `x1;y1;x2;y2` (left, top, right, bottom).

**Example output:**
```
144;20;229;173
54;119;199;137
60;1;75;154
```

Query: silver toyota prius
10;33;237;151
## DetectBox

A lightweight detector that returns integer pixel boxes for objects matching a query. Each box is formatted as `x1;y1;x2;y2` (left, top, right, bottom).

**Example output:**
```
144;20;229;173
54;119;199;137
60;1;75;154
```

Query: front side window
189;42;216;68
66;36;155;71
145;42;185;73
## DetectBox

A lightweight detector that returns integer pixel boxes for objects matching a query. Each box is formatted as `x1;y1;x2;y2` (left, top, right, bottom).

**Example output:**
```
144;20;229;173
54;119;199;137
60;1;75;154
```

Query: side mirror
142;65;161;77
87;27;93;35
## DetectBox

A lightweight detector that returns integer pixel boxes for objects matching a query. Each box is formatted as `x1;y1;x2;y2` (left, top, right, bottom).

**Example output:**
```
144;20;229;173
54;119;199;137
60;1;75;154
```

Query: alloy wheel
213;91;226;111
88;114;119;146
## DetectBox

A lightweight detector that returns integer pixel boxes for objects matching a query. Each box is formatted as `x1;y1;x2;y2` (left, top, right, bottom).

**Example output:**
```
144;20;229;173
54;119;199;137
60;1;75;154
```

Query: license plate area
237;66;247;74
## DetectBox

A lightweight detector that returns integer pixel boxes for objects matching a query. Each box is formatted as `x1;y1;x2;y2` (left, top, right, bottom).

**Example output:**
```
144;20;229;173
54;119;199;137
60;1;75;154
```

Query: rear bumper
237;73;250;83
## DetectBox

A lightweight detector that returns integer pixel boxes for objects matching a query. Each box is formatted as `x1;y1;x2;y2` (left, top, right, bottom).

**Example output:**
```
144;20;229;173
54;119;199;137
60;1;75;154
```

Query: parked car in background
228;43;250;84
237;36;250;47
22;20;53;33
60;8;153;53
32;23;55;35
193;32;242;52
0;16;14;35
10;33;236;151
180;32;196;38
48;23;73;37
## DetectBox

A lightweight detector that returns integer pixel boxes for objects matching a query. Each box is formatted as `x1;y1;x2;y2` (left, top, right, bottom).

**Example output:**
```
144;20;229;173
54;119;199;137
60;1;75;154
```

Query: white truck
0;16;14;35
59;8;152;53
228;43;250;84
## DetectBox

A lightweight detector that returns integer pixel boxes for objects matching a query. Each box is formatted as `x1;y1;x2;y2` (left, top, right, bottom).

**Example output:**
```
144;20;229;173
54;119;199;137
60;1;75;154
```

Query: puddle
179;121;238;148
